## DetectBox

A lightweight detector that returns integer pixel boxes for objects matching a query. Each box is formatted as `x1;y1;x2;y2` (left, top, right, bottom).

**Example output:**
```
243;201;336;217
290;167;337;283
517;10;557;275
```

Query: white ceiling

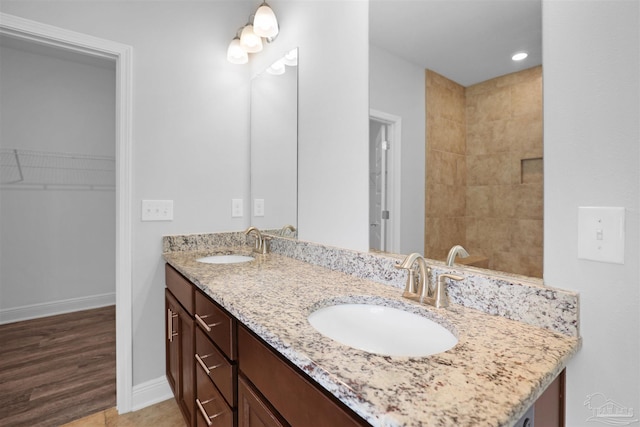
369;0;542;87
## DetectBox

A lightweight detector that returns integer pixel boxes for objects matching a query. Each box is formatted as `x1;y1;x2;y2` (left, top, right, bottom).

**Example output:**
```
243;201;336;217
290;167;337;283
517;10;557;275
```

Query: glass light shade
227;38;248;64
253;4;278;38
266;59;285;75
240;24;263;53
282;49;298;66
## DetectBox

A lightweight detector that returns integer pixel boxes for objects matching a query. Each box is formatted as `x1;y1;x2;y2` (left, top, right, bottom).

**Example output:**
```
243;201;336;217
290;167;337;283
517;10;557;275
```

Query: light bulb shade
282;49;298;66
253;4;279;38
266;59;285;75
240;24;263;53
227;38;248;64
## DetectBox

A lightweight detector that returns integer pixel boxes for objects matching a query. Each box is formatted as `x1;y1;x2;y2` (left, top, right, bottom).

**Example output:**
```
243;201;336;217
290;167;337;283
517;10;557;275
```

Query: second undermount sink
308;303;457;357
196;255;254;264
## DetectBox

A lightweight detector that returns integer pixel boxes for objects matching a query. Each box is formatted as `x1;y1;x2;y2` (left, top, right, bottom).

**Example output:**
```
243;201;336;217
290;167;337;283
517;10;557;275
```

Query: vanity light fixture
227;35;248;64
227;2;279;64
266;49;297;76
253;2;279;39
266;58;286;75
240;23;263;53
282;48;298;66
512;51;528;61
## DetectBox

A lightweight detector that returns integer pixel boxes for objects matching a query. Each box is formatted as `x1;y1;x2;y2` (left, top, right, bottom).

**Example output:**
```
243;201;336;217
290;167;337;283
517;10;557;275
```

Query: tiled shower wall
425;70;467;261
425;66;543;278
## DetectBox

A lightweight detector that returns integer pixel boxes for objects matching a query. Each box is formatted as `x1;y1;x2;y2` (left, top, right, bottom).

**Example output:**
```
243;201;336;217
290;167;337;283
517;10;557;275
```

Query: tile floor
61;399;185;427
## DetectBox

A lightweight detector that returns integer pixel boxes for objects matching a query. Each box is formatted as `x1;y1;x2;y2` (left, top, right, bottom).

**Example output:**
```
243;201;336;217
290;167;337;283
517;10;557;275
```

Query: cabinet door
238;326;368;427
166;289;196;427
166;289;180;395
238;376;289;427
534;369;565;427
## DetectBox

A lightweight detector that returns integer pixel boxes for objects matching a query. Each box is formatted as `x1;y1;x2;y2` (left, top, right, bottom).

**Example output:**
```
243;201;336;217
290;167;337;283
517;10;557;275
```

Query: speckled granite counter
163;238;580;427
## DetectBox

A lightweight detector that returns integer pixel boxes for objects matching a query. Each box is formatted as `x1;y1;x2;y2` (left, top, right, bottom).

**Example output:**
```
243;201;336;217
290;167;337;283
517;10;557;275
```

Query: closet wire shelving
0;148;115;190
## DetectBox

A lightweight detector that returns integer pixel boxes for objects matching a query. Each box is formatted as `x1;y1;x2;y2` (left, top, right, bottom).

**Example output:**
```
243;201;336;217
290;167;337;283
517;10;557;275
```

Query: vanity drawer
196;365;234;427
238;326;368;427
195;289;236;361
166;264;194;315
195;327;236;408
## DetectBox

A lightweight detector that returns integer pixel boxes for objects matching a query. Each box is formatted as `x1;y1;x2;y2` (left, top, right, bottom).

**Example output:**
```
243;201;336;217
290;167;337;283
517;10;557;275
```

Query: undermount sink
308;303;457;357
196;255;254;264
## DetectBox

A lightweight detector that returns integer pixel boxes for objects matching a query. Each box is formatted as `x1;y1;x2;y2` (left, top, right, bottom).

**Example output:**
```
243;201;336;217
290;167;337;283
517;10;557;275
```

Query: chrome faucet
244;226;269;254
396;253;464;308
446;245;469;266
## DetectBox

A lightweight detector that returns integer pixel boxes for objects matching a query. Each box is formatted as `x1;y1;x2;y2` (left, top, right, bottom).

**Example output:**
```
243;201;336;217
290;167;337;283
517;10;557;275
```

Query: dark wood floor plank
0;305;116;426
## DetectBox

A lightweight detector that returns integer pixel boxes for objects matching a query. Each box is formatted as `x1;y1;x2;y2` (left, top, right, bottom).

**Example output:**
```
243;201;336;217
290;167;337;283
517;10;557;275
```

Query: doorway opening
0;13;134;413
369;109;402;253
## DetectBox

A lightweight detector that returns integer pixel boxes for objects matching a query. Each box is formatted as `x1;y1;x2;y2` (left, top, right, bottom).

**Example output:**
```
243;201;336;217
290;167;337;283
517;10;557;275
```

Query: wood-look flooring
0;306;116;426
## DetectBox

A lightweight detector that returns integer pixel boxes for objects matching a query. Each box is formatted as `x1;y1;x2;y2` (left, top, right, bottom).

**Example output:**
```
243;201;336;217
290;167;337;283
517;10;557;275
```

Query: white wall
250;61;298;230
0;42;116;320
369;44;425;254
0;0;369;392
543;1;639;425
250;0;370;251
0;0;254;387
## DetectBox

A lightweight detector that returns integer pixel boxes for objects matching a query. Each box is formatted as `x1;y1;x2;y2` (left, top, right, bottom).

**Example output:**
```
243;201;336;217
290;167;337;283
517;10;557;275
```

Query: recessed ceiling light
512;52;528;61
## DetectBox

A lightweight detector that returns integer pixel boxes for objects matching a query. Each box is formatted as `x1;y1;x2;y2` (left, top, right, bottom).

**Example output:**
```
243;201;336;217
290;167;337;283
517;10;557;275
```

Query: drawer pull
195;313;222;332
196;398;225;426
167;309;178;342
195;353;223;375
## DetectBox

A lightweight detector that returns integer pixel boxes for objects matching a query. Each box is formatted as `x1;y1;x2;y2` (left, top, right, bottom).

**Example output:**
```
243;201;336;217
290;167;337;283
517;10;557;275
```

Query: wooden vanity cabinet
165;263;566;427
238;375;289;427
237;325;369;427
165;265;196;427
534;369;566;427
194;289;238;427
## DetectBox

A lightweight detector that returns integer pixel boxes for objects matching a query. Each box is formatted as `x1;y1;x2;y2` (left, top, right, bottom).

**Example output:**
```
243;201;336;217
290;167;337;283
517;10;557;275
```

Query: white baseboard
0;292;116;324
131;376;173;412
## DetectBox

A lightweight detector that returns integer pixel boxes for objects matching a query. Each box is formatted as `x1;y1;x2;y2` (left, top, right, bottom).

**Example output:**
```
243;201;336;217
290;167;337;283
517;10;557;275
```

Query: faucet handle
395;263;418;295
433;273;464;308
438;273;464;283
260;236;271;254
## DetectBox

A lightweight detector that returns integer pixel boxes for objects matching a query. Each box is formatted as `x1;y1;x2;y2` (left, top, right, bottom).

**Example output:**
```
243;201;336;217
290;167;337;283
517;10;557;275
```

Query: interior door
369;119;390;251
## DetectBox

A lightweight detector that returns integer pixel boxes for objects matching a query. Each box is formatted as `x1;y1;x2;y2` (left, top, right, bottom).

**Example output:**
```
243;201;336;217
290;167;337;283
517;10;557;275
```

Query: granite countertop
163;247;580;427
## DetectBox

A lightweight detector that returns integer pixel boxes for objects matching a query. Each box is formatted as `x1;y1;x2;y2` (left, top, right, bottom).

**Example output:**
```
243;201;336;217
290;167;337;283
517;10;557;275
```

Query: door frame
0;13;134;412
369;109;402;254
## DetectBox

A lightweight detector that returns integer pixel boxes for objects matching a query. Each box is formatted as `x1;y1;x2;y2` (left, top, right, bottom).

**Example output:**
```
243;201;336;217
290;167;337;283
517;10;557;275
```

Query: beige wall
425;70;466;261
425;66;543;277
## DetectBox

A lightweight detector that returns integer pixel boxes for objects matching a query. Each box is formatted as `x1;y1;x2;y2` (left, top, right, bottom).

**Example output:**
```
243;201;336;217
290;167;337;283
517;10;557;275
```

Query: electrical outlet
232;199;243;218
141;200;173;221
254;199;265;217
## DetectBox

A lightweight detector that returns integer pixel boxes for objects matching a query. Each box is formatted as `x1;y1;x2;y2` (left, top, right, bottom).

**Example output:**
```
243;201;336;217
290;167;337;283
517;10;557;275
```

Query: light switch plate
578;207;625;264
141;200;173;221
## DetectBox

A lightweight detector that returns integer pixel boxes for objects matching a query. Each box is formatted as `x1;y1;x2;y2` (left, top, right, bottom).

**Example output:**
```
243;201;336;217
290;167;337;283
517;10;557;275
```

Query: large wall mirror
369;1;543;278
250;48;299;236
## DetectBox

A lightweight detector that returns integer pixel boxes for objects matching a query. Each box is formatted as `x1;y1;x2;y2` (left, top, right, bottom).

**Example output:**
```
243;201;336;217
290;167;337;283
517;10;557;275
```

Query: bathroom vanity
163;233;580;427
